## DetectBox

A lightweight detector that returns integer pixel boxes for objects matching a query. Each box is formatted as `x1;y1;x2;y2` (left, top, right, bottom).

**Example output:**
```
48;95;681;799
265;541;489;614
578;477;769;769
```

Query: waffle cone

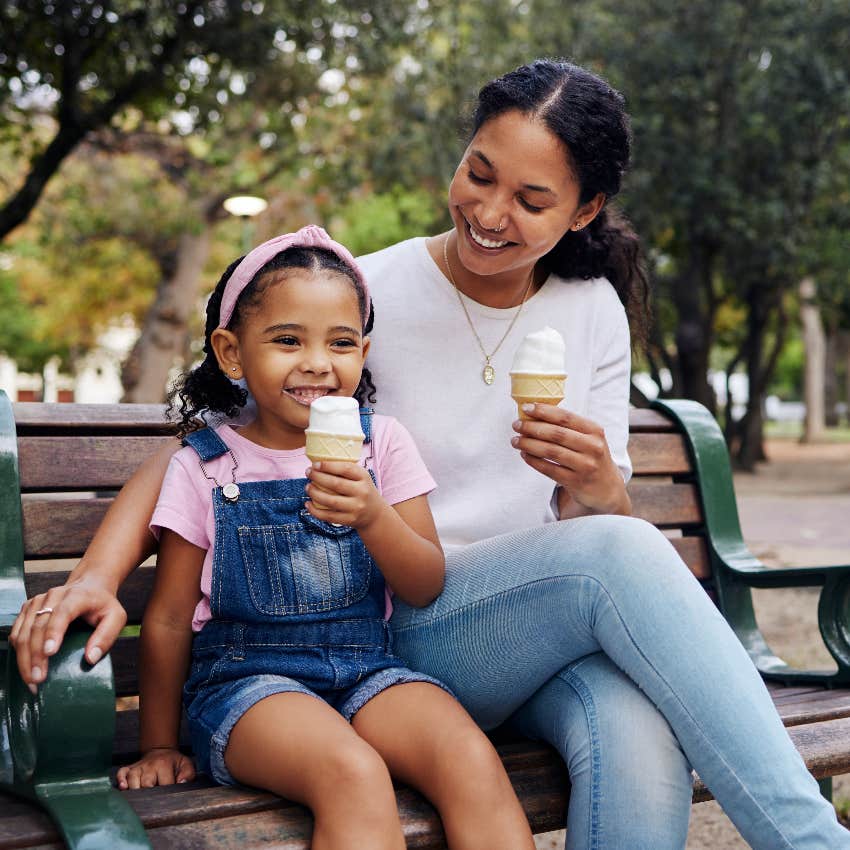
305;431;364;463
510;372;566;420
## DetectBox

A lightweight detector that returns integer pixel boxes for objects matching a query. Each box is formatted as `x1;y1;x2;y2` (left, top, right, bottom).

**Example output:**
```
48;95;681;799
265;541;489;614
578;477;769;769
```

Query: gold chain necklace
442;235;533;385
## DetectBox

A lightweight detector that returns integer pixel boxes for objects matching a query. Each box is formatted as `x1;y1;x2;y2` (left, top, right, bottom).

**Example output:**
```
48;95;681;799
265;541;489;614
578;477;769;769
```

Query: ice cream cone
510;372;566;419
305;431;364;463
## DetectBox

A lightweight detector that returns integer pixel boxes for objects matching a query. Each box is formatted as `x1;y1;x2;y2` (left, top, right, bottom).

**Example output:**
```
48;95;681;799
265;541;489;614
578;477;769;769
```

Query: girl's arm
10;440;179;687
306;464;444;607
116;528;204;789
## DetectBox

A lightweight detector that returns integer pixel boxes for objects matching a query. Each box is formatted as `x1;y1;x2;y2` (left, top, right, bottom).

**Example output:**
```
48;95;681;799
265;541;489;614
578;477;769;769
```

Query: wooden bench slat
627;481;702;527
628;432;692;475
18;436;174;491
12;402;175;433
776;692;850;727
627;408;677;431
23;497;112;557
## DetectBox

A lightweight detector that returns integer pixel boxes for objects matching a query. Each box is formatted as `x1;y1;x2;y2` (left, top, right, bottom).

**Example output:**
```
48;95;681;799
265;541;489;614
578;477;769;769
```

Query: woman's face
447;109;601;279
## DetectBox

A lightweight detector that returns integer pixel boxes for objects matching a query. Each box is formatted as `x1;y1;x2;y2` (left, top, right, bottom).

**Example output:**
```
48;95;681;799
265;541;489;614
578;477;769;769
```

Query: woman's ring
34;607;54;616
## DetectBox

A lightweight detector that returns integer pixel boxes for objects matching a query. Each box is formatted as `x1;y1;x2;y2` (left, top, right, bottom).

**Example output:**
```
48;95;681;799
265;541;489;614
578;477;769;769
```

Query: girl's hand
116;748;195;790
511;403;631;518
305;462;388;529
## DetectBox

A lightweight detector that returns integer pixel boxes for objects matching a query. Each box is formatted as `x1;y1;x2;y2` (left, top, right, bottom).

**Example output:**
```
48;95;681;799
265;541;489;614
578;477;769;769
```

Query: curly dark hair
473;59;650;348
167;246;376;437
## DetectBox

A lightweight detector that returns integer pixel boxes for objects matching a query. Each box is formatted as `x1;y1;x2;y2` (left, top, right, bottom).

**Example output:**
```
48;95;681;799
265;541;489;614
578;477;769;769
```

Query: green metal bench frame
654;398;850;685
0;391;149;849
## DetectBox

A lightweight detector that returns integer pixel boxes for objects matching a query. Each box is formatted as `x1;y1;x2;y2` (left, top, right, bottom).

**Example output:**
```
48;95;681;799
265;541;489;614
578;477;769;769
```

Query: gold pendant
483;363;495;385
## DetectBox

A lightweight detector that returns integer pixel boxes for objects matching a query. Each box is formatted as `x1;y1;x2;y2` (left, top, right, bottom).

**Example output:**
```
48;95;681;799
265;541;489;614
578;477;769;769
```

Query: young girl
114;225;535;850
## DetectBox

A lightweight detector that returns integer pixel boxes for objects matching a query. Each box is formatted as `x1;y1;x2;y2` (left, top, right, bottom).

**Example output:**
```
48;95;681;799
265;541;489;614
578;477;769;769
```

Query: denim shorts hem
207;678;320;785
339;667;454;721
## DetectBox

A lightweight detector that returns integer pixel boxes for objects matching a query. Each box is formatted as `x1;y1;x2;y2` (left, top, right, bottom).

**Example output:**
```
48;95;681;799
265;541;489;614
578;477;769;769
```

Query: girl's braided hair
167;246;376;437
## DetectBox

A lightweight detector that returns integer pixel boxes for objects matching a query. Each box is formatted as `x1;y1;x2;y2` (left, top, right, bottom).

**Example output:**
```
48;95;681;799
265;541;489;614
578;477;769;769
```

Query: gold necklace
442;235;533;385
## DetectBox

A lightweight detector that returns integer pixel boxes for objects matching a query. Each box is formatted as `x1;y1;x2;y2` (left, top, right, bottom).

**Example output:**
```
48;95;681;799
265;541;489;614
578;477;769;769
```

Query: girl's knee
322;738;393;793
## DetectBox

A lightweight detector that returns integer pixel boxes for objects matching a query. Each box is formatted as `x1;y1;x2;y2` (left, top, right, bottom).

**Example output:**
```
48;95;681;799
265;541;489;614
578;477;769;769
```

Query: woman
12;60;848;849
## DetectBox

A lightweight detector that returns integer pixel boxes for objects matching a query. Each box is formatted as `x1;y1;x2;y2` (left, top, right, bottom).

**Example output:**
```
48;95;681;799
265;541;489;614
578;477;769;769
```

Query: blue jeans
390;515;848;850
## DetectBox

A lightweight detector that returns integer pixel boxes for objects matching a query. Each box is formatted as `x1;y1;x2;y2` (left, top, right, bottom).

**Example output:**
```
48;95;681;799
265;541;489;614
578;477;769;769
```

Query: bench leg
36;779;150;850
818;777;833;803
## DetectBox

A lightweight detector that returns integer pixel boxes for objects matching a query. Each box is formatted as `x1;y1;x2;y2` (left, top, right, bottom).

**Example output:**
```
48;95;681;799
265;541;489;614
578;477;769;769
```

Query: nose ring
493;220;505;233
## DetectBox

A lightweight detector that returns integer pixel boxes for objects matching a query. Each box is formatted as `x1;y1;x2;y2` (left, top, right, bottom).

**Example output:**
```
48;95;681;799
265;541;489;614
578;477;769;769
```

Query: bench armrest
652;399;850;685
2;622;149;847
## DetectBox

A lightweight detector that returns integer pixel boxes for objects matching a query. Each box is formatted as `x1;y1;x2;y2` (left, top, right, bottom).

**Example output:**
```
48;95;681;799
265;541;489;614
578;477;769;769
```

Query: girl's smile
283;385;337;405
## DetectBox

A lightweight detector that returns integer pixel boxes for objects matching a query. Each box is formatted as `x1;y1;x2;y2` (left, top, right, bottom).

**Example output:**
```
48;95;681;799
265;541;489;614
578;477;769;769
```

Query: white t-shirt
358;237;632;549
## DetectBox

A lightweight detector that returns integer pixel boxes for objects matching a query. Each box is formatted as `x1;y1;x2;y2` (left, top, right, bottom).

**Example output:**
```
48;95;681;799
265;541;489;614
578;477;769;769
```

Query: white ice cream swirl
306;396;363;436
510;326;566;374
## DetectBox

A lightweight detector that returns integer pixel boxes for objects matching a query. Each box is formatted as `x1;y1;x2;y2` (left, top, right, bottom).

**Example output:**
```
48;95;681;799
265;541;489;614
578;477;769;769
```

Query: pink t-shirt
151;415;436;631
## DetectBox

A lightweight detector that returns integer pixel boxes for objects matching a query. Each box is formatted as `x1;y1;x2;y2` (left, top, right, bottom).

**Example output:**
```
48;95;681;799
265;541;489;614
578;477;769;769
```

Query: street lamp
223;195;268;254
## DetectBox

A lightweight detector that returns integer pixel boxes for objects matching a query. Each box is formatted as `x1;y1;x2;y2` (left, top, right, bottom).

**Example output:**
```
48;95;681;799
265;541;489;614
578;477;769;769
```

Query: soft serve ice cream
509;326;567;419
305;396;364;462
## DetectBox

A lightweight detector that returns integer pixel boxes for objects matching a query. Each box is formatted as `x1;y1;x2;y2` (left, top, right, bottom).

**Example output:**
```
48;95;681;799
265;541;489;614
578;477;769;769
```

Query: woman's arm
10;440;180;688
305;463;444;607
116;528;203;789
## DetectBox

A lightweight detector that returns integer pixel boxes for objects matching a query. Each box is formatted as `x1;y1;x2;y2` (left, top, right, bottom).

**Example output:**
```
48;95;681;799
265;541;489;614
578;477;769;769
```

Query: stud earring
231;367;237;372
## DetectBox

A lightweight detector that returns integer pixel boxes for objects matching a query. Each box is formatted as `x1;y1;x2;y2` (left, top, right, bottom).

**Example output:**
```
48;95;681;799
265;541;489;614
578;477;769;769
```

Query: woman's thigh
389;514;696;726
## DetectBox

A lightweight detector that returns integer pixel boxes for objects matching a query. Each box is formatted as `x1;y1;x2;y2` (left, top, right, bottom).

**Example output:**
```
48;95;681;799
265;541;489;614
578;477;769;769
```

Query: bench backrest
13;402;711;755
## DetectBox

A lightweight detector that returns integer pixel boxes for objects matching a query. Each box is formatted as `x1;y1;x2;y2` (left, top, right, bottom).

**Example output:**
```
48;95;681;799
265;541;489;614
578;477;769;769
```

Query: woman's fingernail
31;666;42;682
88;646;103;663
512;420;522;430
522;404;534;413
28;683;37;695
312;461;321;470
511;436;520;447
44;639;56;654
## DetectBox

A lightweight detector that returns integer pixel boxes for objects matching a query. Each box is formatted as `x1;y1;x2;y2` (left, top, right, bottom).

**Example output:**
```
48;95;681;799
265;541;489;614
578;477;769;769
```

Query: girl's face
447;109;603;280
213;269;369;448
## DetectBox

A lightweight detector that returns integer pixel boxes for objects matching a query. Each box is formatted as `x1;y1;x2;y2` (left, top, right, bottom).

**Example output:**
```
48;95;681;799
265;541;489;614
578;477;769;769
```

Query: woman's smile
464;217;512;251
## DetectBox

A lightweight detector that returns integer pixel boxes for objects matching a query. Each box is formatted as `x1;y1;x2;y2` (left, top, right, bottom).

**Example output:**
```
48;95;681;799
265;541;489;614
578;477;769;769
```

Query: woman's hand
10;578;127;692
116;748;195;790
511;403;631;518
305;462;387;530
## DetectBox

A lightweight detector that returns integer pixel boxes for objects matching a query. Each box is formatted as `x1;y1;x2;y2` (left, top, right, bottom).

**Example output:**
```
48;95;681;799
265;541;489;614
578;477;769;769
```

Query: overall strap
182;427;231;461
359;408;374;444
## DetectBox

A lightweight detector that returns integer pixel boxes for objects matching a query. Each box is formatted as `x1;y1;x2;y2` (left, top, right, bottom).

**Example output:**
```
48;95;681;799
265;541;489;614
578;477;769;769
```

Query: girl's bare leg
225;692;405;850
352;683;535;850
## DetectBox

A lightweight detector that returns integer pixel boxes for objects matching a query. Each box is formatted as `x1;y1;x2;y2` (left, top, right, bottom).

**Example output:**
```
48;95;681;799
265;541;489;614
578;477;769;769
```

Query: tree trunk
842;330;850;426
121;229;212;402
734;289;787;469
671;248;716;411
824;321;840;427
799;277;826;443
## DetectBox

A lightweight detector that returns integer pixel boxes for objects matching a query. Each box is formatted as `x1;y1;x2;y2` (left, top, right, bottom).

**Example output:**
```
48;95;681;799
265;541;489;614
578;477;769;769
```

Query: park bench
2;390;850;848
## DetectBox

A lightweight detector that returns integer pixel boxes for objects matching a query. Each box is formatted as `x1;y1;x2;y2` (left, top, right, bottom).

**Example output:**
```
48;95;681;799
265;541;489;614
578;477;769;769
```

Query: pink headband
217;224;369;328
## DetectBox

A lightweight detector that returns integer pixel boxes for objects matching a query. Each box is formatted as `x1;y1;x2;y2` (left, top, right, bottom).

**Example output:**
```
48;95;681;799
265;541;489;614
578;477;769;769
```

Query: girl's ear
211;328;243;380
361;336;371;361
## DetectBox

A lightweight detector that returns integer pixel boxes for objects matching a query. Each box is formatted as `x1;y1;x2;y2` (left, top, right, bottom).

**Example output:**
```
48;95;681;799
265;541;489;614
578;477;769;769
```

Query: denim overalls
180;412;448;785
